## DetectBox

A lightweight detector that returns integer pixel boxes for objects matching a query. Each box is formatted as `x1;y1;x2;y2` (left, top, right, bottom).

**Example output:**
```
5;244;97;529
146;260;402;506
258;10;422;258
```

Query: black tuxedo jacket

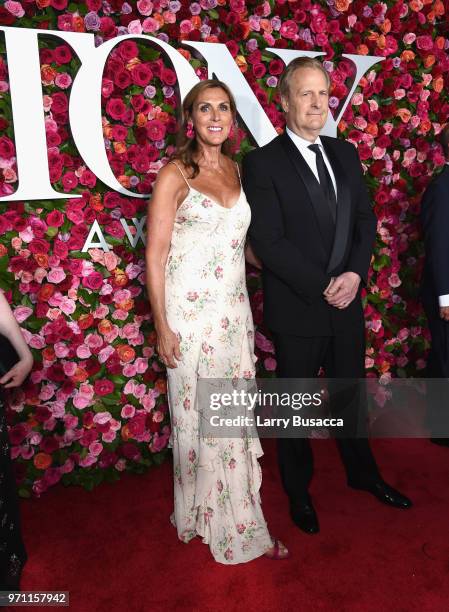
242;132;377;336
420;165;449;318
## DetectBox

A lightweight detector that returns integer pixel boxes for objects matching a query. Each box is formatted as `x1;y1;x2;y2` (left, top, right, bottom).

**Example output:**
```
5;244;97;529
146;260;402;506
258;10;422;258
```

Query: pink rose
47;267;66;283
5;1;25;18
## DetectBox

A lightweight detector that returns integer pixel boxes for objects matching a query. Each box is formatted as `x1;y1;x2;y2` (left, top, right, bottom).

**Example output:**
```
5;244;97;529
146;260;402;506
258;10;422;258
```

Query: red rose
161;67;176;86
29;238;50;254
114;70;132;89
46;210;64;227
106;98;127;120
131;63;153;86
253;63;266;79
269;59;284;75
54;45;72;65
225;40;239;57
94;379;114;396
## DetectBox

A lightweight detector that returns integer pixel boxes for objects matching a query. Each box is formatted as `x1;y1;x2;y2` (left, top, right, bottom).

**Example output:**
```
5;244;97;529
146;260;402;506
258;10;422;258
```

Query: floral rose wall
0;0;447;496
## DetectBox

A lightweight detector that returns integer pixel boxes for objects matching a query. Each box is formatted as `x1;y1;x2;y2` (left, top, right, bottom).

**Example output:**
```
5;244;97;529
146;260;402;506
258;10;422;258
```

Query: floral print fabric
164;165;272;564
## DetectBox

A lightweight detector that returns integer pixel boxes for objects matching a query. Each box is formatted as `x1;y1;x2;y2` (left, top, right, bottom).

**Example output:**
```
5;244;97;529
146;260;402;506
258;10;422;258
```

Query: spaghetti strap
235;162;241;184
170;161;191;188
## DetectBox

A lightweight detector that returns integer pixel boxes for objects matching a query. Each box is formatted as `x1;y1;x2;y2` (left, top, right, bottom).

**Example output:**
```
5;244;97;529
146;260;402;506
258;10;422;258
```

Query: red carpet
16;439;449;612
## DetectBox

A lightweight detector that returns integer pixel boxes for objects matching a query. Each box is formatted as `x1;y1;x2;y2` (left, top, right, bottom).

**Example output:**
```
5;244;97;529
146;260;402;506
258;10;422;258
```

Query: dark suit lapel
320;136;352;273
279;132;335;255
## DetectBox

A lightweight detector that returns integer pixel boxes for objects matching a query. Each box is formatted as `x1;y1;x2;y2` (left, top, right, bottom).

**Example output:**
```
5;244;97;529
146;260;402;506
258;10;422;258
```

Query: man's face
281;67;329;139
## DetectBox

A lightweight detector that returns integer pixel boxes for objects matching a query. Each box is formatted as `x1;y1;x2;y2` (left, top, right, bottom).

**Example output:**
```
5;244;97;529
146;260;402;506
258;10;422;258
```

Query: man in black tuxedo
242;57;412;534
420;124;449;447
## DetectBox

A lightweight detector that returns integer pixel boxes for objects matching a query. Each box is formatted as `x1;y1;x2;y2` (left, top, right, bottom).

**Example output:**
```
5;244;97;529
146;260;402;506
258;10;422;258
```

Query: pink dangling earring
186;120;194;139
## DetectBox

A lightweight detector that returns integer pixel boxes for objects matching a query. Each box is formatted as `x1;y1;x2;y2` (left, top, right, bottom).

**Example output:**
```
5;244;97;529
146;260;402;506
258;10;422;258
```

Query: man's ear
280;94;289;113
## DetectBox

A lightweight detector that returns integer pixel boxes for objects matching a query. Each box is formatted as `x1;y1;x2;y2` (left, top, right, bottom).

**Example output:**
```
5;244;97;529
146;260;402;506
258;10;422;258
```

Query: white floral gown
164;162;272;564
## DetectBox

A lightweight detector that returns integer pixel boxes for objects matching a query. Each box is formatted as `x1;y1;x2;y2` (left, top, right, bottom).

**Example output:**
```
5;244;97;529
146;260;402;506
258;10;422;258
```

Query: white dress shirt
438;163;449;307
285;126;337;198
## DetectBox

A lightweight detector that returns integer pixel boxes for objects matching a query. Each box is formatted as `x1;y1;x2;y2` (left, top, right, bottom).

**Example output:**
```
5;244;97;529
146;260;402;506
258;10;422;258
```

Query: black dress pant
272;325;380;506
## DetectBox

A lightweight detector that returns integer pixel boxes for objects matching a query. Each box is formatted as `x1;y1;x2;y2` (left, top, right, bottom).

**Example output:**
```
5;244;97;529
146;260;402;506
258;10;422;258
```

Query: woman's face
190;87;233;147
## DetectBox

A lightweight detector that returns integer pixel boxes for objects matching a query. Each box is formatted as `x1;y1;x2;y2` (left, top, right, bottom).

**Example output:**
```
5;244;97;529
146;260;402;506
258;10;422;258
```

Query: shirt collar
286;126;322;152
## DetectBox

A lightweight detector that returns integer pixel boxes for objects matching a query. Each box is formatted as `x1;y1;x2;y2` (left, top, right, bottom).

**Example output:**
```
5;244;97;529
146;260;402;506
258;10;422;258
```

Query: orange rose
191;15;202;29
98;319;114;335
136;113;147;128
36;0;51;7
433;76;443;93
126;58;140;70
380;19;391;34
116;344;136;363
41;65;56;84
113;142;127;154
154;13;164;27
0;244;7;257
38;284;55;301
423;55;435;68
89;193;104;212
113;269;129;287
118;176;131;189
356;44;369;56
410;0;424;11
434;0;445;16
73;16;86;32
396;108;411;123
418;119;431;134
34;253;49;268
155;378;167;394
72;367;89;383
117;299;134;312
401;50;415;62
121;424;131;441
436;36;445;50
34;452;52;470
338;119;347;133
177;49;191;61
335;0;351;11
366;123;378;137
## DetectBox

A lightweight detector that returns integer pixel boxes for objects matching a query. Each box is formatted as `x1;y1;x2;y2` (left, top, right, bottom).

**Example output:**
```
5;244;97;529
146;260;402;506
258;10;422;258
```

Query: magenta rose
51;92;69;113
61;172;78;192
0;136;15;158
82;272;103;290
280;20;298;40
93;379;115;396
53;44;72;65
118;40;139;60
146;120;166;141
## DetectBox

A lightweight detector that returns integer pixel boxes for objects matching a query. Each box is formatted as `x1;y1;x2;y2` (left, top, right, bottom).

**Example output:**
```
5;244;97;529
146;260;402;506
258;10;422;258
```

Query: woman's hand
0;355;33;389
156;326;182;368
245;241;262;270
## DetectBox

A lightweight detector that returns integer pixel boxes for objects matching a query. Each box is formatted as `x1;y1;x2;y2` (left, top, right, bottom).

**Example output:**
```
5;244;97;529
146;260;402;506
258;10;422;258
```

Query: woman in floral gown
146;80;288;564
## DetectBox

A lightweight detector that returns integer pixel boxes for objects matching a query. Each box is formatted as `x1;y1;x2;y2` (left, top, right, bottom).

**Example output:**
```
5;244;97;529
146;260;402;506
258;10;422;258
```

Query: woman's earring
186;120;194;139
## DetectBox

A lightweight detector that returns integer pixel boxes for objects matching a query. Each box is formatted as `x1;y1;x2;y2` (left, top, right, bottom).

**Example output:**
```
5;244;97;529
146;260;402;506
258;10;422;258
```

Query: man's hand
324;271;361;309
440;306;449;321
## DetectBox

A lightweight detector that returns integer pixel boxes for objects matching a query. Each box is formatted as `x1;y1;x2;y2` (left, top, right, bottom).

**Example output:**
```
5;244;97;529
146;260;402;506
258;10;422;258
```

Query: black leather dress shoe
349;480;412;509
290;500;320;534
430;438;449;447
